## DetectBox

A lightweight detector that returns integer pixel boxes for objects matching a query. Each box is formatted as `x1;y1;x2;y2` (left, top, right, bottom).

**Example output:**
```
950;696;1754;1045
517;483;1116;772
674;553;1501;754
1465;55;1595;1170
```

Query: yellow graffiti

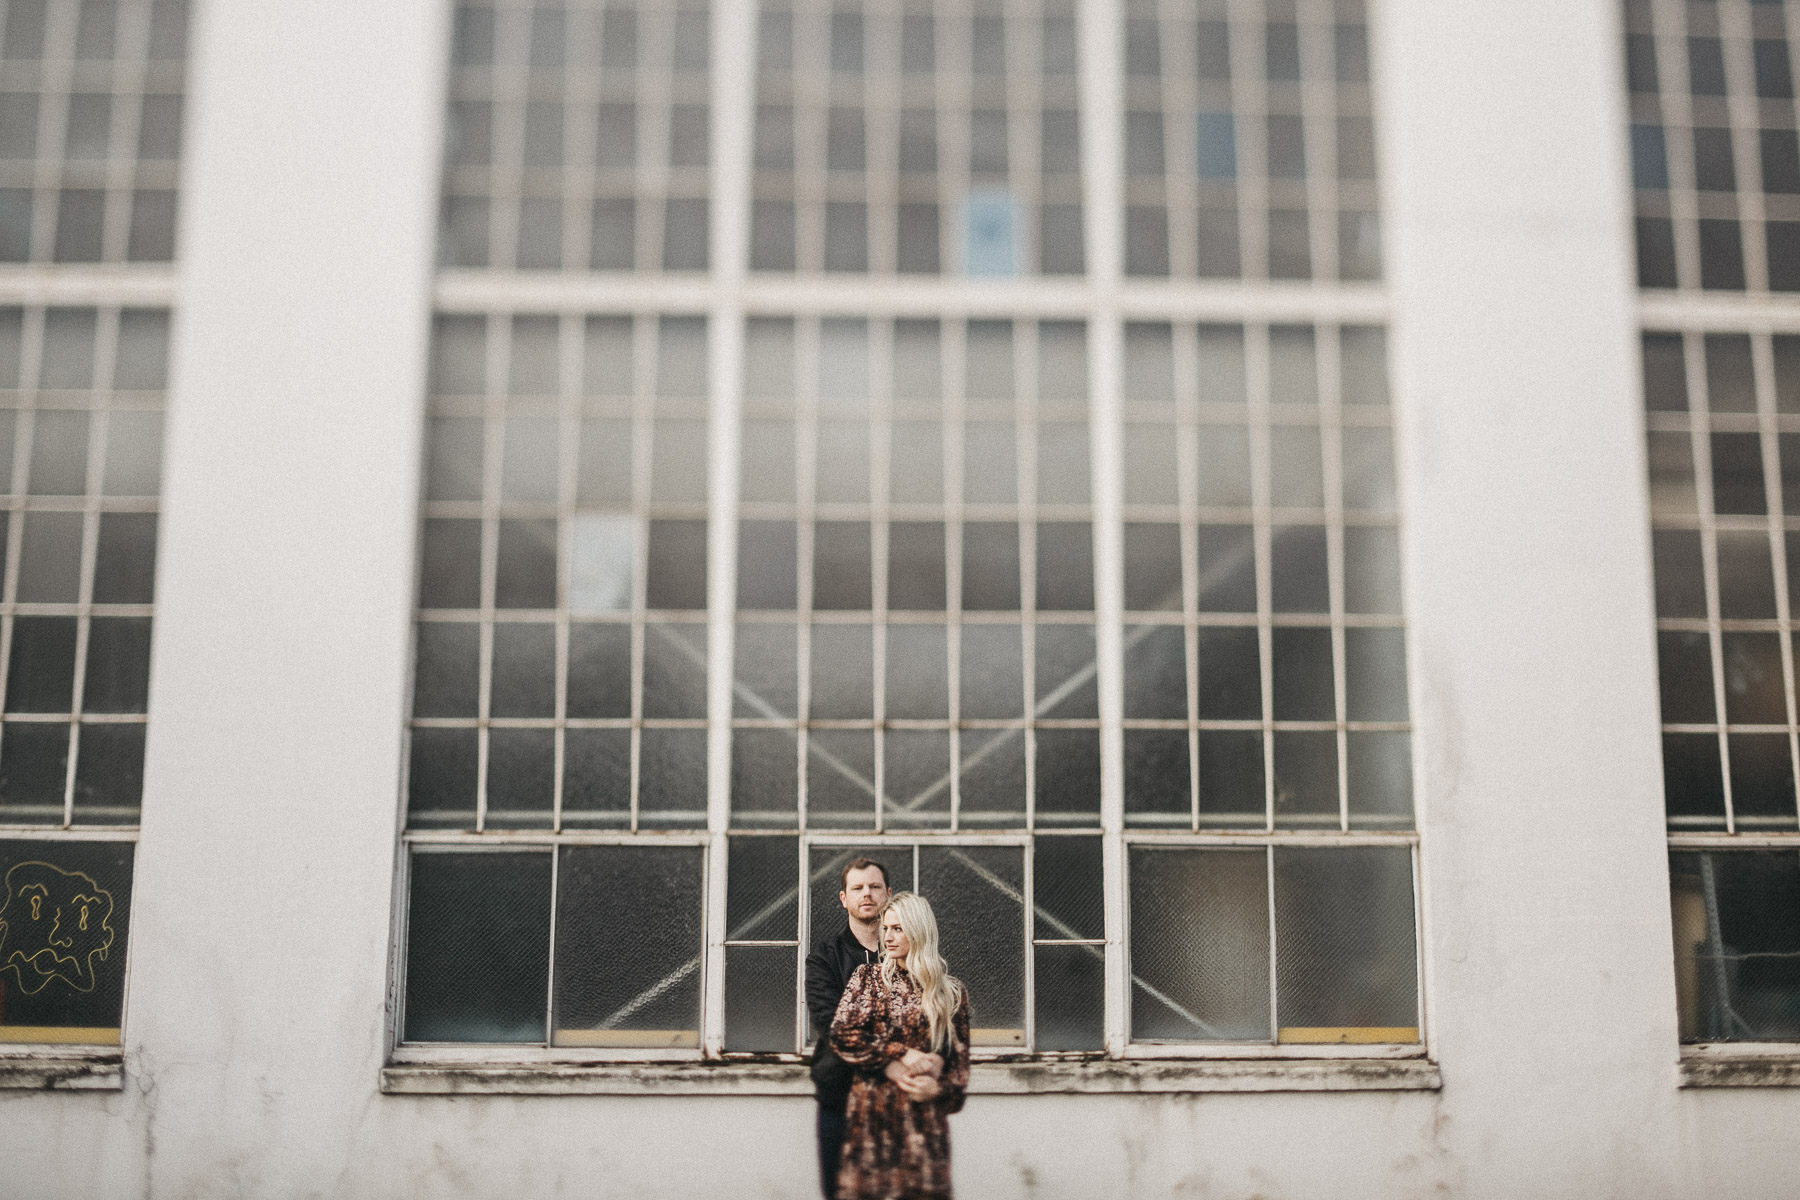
0;863;116;995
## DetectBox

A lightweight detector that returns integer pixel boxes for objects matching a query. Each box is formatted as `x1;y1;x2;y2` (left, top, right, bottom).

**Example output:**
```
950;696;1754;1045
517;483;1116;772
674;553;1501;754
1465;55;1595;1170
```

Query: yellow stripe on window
0;1026;121;1045
553;1029;699;1048
1277;1026;1419;1045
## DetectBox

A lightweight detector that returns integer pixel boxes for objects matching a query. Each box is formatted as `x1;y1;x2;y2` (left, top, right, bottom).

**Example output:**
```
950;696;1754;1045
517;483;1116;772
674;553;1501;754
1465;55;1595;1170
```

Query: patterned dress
829;963;972;1200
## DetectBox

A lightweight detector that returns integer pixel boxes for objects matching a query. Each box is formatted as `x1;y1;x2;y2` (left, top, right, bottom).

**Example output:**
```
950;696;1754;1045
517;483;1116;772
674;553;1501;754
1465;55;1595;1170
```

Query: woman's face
880;910;910;960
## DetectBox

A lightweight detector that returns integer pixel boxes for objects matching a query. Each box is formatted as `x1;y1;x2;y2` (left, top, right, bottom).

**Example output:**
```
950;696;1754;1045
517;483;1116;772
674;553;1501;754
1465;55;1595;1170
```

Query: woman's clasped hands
883;1047;944;1102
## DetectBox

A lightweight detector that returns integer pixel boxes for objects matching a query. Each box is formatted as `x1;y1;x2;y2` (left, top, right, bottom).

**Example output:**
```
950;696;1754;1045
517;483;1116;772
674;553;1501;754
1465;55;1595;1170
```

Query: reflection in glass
1130;848;1270;1041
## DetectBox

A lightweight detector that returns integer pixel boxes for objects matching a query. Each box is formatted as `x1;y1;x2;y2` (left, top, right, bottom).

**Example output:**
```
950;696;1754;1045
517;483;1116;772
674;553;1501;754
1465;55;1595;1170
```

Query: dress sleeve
936;983;973;1115
830;963;908;1069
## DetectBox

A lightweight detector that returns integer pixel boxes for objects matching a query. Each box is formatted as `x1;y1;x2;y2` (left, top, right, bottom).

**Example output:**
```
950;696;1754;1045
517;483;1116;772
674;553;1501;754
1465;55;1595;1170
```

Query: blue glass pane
1632;124;1668;190
964;189;1017;276
1196;112;1237;180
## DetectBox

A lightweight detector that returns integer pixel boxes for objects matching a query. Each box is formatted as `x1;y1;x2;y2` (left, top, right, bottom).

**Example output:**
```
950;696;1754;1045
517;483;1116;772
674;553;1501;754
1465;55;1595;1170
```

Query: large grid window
401;0;1418;1061
0;0;185;1049
440;0;713;271
0;0;186;264
1122;0;1377;281
1627;0;1800;291
749;0;1085;275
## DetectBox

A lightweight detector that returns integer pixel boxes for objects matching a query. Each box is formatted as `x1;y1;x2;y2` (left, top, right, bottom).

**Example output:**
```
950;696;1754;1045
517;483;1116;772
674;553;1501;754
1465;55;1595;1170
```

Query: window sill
0;1047;123;1091
379;1056;1441;1097
1679;1047;1800;1088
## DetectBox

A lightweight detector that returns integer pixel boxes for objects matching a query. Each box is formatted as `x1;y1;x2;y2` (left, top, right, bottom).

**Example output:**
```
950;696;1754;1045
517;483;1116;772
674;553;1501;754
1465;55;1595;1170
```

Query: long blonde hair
878;892;962;1053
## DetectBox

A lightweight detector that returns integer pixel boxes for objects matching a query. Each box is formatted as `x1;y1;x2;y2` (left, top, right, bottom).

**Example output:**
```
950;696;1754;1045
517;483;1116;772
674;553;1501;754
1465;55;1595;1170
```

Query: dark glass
1711;433;1766;514
419;519;481;608
1272;730;1338;828
962;523;1021;610
637;727;708;828
885;730;951;828
1653;530;1708;617
730;728;799;829
1628;33;1660;92
1727;733;1798;829
1756;38;1794;98
1129;847;1270;1040
72;722;145;821
1699;219;1746;290
959;728;1026;826
1271;627;1334;721
1343;526;1402;614
1766;129;1800;194
734;622;798;718
0;722;69;819
404;850;551;1042
1704;334;1754;410
1035;729;1100;823
1195;525;1256;612
738;521;798;610
406;727;477;828
1197;730;1265;828
82;617;151;713
885;624;947;719
1771;223;1800;293
1659;631;1718;723
1344;628;1408;722
889;522;946;610
1688;36;1727;95
1035;836;1103;940
566;623;632;718
1271;525;1328;613
425;416;483;501
727;835;799;940
485;728;554;828
495;519;557;608
809;623;873;718
1035;624;1097;718
1124;522;1181;611
1778;335;1800;412
1194;627;1261;719
642;622;707;718
1273;847;1418;1040
1721;631;1785;724
1036;523;1094;612
0;839;134;1033
1716;531;1776;618
1124;625;1187;719
959;623;1023;717
1637;217;1678;287
553;845;703;1046
1035;943;1105;1050
88;512;156;604
490;623;555;718
1670;851;1800;1041
562;728;630;825
1693;127;1736;192
1125;729;1190;820
814;521;873;610
7;617;77;713
17;511;82;602
1663;732;1727;829
1345;730;1413;829
807;730;876;828
647;519;707;609
919;844;1024;1040
725;945;795;1052
1642;333;1688;411
412;622;479;718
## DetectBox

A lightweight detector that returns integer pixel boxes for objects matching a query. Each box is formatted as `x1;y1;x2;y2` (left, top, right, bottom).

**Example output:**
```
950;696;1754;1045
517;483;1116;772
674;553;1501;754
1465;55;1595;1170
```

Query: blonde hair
879;892;962;1053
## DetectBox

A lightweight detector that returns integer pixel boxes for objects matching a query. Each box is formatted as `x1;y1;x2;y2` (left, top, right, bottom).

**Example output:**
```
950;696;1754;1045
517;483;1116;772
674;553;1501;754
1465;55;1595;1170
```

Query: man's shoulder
807;924;853;961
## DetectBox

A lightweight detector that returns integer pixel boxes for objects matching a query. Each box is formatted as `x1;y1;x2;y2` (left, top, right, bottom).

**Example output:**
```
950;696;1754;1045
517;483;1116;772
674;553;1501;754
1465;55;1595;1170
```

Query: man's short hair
839;857;890;892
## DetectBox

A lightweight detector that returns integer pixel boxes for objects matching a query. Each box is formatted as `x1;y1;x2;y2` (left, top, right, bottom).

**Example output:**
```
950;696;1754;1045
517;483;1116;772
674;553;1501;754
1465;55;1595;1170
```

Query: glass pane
1035;943;1104;1051
960;623;1023;717
419;518;480;609
1343;526;1401;614
1035;729;1100;824
1038;422;1090;505
1124;422;1178;505
82;617;151;713
569;514;634;612
740;420;796;503
500;415;558;502
1345;628;1409;721
1195;627;1260;719
1670;850;1800;1041
890;421;944;503
1124;625;1187;719
884;729;951;828
1195;525;1256;611
728;835;798;940
885;624;947;718
919;844;1024;1046
958;728;1026;826
406;727;477;829
72;721;145;822
1035;623;1097;718
1341;427;1396;510
1124;523;1181;611
1728;733;1798;831
888;522;946;611
962;522;1021;610
7;616;77;712
426;416;485;502
1645;430;1696;516
1711;433;1767;515
1035;523;1093;611
103;410;163;495
1196;423;1252;507
1125;729;1190;821
1721;632;1785;724
1034;835;1102;940
1346;731;1413;830
1658;631;1717;724
638;728;707;828
28;411;89;495
734;622;798;718
0;721;68;819
810;623;873;718
562;728;630;826
576;418;632;505
485;728;554;828
643;622;707;718
495;518;557;608
1269;424;1323;508
553;845;703;1047
646;519;707;609
1716;531;1776;618
1270;524;1327;613
1272;628;1334;720
813;521;872;610
0;838;133;1041
566;623;631;718
731;728;799;829
490;623;555;718
807;730;876;828
725;945;796;1051
963;421;1017;503
1129;847;1270;1041
16;511;83;602
1273;847;1418;1042
1273;730;1339;829
1198;730;1266;829
404;850;551;1042
1654;530;1708;618
738;520;798;611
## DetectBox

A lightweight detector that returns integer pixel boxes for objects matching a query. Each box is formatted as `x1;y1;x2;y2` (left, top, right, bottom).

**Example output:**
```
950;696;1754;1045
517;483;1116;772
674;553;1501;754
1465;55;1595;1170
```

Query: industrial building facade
1;0;1797;1196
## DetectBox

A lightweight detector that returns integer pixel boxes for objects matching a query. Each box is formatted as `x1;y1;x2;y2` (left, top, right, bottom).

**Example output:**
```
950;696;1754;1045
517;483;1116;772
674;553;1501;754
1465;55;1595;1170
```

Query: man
804;857;941;1199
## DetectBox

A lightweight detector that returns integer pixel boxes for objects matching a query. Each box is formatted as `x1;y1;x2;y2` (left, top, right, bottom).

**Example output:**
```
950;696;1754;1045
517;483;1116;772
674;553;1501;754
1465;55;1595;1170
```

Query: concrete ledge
0;1053;123;1091
1679;1054;1800;1089
381;1056;1441;1097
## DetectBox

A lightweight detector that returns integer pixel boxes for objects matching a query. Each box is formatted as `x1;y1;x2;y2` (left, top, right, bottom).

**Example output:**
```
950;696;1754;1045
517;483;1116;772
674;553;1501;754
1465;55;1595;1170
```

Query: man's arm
803;940;846;1042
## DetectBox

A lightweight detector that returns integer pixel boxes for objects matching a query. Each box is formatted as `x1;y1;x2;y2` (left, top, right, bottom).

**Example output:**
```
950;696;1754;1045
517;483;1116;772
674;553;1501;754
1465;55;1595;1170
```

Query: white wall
4;0;1800;1196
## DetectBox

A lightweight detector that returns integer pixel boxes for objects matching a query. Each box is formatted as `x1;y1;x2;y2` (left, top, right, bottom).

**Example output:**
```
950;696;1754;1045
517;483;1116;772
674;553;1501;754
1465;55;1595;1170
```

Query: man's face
839;866;890;925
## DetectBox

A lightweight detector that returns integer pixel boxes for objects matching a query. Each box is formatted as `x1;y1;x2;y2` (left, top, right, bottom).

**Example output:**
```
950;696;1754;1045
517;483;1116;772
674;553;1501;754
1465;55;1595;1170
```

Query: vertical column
1378;0;1679;1191
705;0;756;1057
127;0;447;1191
1080;0;1128;1053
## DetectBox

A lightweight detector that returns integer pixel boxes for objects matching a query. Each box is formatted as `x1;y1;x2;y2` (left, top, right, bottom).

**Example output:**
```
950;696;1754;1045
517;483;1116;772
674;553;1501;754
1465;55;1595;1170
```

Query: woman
829;891;972;1200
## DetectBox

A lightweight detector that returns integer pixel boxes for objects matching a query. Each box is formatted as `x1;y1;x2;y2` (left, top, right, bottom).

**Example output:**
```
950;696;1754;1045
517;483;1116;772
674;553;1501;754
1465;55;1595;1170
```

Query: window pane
404;850;551;1042
885;624;947;718
0;839;133;1041
407;727;477;829
734;622;797;718
17;511;83;602
7;616;78;712
725;945;795;1051
553;845;703;1047
1129;847;1270;1041
72;721;145;822
884;730;951;829
82;617;152;713
566;623;631;718
731;728;799;828
562;728;630;826
485;728;554;828
1273;847;1418;1042
1125;729;1190;823
638;727;708;827
1124;625;1186;719
1670;851;1800;1042
643;622;707;718
959;728;1026;826
920;844;1024;1046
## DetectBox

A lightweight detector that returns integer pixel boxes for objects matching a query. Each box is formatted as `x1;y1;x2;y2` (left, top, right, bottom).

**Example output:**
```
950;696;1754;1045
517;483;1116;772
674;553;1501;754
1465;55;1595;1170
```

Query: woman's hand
884;1056;944;1102
900;1049;944;1079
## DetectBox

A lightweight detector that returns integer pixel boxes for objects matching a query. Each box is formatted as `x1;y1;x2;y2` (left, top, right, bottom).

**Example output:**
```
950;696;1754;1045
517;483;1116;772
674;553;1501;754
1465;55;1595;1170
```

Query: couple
805;857;972;1200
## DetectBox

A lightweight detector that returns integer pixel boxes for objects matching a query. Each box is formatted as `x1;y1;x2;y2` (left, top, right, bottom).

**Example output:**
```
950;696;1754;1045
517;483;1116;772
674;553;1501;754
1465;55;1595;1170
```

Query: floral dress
829;963;972;1200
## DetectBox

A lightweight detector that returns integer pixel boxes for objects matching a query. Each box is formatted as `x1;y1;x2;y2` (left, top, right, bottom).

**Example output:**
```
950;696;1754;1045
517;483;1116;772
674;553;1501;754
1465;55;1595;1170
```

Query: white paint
4;0;1800;1196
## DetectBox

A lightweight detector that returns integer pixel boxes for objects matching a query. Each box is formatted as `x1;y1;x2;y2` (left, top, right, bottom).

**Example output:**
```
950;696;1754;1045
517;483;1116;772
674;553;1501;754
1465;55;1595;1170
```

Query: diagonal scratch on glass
591;543;1253;1035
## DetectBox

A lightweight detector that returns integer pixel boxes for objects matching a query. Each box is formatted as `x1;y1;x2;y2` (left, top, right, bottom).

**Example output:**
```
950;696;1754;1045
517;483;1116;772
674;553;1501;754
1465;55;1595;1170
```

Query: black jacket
805;923;880;1105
